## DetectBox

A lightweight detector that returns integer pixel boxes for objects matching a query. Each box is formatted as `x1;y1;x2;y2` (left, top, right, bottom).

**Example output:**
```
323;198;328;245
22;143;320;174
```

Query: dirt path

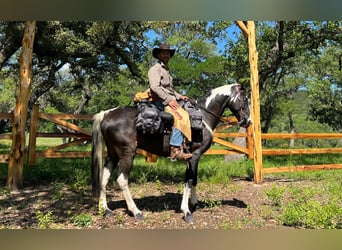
0;178;302;229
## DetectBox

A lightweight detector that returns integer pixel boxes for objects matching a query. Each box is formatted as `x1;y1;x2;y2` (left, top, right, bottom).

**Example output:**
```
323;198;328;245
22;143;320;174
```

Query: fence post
28;104;39;166
247;125;254;159
146;153;157;163
247;21;263;184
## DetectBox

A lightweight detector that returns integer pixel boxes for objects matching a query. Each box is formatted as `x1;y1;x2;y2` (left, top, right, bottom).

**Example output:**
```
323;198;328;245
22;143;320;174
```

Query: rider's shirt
148;61;182;105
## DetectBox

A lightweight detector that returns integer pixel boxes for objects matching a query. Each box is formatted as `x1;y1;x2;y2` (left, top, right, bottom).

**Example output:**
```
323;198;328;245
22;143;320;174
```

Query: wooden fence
1;105;342;180
0;113;13;163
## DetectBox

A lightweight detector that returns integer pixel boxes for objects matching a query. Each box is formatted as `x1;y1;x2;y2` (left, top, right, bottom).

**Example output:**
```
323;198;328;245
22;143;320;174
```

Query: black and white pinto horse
91;83;251;224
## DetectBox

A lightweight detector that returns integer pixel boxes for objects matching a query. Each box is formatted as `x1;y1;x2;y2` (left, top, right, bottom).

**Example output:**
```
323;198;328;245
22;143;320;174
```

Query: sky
144;22;241;56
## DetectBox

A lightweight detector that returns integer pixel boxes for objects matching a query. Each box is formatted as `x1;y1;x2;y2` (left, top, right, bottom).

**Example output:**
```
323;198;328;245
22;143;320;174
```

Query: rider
148;44;192;161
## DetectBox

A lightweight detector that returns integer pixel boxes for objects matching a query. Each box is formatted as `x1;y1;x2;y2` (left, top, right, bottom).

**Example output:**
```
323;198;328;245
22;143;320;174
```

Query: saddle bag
136;101;161;134
159;111;174;132
183;101;203;130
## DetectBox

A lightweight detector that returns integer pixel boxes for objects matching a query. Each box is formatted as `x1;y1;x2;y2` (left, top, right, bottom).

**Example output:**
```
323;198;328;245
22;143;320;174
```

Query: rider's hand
168;99;180;110
180;95;189;102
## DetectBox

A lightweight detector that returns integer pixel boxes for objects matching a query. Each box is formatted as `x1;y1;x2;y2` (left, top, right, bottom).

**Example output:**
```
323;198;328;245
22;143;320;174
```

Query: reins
188;99;236;125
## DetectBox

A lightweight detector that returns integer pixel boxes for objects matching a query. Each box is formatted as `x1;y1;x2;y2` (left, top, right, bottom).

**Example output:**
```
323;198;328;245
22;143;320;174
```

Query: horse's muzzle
238;118;252;128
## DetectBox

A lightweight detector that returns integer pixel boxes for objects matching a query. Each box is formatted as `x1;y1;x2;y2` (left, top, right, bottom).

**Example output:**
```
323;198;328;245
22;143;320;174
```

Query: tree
0;21;152;115
224;21;342;133
306;45;342;131
7;21;36;189
0;21;25;71
1;20;341;136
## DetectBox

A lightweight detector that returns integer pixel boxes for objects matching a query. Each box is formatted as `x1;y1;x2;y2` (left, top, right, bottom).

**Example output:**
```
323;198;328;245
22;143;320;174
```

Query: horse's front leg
180;160;199;224
181;180;194;224
190;184;198;209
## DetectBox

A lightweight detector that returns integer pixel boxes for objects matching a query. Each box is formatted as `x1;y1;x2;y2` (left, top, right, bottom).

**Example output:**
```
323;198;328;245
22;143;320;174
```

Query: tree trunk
7;21;36;189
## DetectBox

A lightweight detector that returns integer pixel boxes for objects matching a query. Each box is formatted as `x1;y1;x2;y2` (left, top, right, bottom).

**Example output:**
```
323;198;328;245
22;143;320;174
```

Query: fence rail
0;113;13;163
1;105;342;178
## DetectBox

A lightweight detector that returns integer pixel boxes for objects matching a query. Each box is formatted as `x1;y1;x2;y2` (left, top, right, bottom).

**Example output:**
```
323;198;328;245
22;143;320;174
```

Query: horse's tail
91;111;106;198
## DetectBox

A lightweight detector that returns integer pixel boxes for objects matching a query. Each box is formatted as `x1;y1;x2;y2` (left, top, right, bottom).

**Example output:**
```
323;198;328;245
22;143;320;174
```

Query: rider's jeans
170;128;183;147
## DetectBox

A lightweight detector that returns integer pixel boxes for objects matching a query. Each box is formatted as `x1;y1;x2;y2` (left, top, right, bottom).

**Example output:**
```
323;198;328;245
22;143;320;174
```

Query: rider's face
158;50;171;64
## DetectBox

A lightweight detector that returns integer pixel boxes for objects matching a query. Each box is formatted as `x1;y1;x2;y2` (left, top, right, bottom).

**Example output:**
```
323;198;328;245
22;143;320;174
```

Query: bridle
189;99;230;124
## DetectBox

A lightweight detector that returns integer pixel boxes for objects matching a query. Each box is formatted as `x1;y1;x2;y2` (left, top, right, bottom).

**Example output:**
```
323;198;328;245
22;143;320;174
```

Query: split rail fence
1;104;342;181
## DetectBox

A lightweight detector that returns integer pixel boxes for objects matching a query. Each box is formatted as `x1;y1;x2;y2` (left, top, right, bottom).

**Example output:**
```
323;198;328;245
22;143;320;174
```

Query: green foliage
20;157;91;186
198;156;253;184
262;179;342;229
264;185;285;207
279;188;342;229
51;182;65;203
36;210;55;229
1;21;341;136
86;77;144;113
301;37;341;131
201;198;222;209
0;71;16;113
71;213;93;228
130;157;185;184
266;89;341;148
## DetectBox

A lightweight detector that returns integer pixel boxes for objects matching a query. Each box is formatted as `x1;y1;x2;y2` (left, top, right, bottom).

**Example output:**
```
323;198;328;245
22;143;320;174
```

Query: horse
91;83;251;224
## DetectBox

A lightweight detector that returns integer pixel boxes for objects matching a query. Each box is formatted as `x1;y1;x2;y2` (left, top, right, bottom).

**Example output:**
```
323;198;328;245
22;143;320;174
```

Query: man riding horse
148;44;192;161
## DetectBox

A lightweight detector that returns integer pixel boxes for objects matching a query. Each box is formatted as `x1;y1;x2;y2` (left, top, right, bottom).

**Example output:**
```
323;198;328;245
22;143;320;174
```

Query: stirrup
170;146;192;161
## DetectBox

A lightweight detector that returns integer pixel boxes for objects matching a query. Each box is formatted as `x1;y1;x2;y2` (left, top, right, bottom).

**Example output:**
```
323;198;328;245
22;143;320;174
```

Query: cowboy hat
152;44;176;59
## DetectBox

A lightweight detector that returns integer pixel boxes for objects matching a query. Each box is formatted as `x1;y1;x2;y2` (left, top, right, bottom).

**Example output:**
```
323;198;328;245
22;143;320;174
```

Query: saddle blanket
165;106;192;142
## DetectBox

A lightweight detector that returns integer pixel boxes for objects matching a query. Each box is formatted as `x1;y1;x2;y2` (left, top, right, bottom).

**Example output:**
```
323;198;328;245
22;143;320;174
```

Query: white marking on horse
117;172;142;217
181;182;192;215
205;83;239;108
104;107;118;115
99;166;112;211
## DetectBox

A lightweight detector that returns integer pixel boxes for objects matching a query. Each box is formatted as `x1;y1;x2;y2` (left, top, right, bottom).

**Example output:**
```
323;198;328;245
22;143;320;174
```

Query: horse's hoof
104;209;114;218
184;212;194;224
134;212;144;221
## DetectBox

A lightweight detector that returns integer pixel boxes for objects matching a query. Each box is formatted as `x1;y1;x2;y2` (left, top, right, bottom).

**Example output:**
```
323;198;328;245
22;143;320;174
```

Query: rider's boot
170;146;192;161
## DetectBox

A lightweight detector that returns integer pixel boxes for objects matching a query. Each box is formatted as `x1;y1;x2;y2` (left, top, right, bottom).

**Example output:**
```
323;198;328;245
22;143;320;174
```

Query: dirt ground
0;176;305;229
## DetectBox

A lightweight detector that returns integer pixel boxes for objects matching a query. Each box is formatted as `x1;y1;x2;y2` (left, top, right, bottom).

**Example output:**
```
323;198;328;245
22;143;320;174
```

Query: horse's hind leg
99;157;116;216
117;154;143;221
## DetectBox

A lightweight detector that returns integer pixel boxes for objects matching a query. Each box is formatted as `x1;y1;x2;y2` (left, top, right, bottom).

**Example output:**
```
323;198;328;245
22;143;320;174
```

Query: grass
1;140;342;186
263;181;342;228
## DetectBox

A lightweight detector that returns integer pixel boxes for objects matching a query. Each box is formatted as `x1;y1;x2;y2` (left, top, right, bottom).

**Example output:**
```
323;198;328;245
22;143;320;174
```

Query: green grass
264;181;342;229
1;136;341;183
1;152;341;186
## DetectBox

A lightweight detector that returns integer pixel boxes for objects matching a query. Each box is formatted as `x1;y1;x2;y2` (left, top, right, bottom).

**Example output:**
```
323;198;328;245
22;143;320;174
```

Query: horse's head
229;84;251;128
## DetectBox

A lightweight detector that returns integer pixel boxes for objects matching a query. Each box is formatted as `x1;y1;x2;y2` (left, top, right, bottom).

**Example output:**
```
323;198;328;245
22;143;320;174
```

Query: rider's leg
170;128;192;160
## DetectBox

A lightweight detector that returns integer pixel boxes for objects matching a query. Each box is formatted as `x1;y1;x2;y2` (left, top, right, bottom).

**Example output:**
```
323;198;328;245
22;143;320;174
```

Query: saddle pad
165;106;192;142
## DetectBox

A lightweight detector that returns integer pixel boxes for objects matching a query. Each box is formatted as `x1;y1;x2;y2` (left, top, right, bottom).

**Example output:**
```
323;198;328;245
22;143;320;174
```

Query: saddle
134;91;204;155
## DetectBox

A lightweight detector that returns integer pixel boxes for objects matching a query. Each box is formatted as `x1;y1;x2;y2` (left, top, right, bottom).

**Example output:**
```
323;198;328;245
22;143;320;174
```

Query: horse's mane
196;83;241;107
